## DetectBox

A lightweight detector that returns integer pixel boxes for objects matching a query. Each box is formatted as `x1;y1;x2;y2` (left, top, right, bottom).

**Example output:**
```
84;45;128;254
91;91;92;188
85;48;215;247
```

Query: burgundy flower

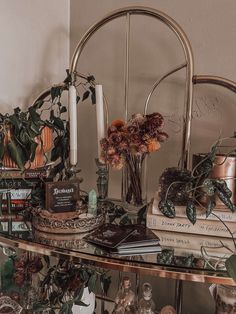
131;113;146;124
157;131;169;142
109;132;124;145
28;256;43;273
127;123;139;134
107;146;116;156
100;138;109;151
14;272;25;286
107;125;117;136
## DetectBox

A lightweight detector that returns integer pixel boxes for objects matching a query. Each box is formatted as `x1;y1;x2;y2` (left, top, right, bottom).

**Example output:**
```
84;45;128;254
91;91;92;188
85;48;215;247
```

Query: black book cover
84;224;136;249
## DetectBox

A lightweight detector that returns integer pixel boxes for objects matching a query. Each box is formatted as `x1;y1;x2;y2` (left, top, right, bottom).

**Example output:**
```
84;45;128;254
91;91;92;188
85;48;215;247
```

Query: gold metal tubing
124;12;130;121
0;234;234;286
69;6;194;170
193;75;236;94
144;62;187;115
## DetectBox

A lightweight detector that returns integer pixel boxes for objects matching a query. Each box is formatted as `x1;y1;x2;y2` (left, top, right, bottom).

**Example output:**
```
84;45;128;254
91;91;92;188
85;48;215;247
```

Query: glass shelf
0;225;234;286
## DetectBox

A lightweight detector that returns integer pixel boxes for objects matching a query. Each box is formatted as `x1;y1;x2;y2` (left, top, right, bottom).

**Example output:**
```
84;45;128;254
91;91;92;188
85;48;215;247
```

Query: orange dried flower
111;119;125;128
147;139;161;152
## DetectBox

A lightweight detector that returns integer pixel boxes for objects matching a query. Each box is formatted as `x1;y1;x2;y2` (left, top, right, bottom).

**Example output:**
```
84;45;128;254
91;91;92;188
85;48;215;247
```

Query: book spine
0;221;30;232
0;189;31;200
0;179;41;189
146;213;236;238
1;169;48;179
152;230;234;253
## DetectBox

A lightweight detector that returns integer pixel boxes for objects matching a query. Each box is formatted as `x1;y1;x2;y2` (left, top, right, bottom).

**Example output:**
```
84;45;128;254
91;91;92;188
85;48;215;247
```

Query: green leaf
213;179;232;198
186;200;197;225
74;286;84;302
87;273;97;293
87;75;95;82
158;199;175;218
60;106;67;114
74;300;89;307
53;117;65;131
30;141;38;162
9;115;21;133
29;106;41;122
34;99;44;109
76;95;80;104
80;269;89;283
226;254;236;281
1;258;14;291
216;190;236;212
206;199;216;218
89;86;96;104
7;140;25;170
202;179;216;196
82;90;90;101
63;69;72;85
33;301;50;312
51;86;62;101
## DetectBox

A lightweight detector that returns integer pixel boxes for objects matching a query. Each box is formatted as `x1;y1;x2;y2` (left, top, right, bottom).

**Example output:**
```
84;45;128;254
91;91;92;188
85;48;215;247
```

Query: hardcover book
118;224;160;249
147;204;236;238
84;224;136;249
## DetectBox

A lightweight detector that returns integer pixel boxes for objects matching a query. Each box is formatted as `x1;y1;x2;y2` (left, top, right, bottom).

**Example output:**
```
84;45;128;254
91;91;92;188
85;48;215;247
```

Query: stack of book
0;166;51;233
84;224;161;256
146;192;236;238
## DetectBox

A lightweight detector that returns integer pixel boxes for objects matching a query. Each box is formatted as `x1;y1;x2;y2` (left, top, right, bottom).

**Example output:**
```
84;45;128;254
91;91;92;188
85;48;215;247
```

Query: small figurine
113;277;136;314
138;282;155;314
88;189;97;216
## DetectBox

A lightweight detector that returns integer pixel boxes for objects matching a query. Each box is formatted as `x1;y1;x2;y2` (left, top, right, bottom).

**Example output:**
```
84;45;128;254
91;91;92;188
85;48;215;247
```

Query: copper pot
192;153;236;208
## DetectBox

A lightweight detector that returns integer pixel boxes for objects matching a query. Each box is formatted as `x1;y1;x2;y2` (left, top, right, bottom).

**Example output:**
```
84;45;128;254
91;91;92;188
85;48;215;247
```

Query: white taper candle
95;85;105;158
69;85;78;166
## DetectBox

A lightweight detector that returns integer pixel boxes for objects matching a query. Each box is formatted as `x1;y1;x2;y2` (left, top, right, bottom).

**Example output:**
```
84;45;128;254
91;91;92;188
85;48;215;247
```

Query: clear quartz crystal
113;277;136;314
138;282;155;314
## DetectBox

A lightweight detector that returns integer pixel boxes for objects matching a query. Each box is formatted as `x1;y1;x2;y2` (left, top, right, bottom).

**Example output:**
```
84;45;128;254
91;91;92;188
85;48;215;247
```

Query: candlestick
95;85;105;159
69;85;78;166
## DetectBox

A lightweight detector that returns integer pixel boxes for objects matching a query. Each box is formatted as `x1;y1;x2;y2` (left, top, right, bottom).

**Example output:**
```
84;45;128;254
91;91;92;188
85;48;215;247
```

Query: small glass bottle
138;282;155;314
113;276;136;314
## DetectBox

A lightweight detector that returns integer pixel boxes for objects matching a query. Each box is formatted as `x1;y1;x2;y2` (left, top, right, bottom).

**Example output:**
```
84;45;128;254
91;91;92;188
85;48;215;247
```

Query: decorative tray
31;209;105;234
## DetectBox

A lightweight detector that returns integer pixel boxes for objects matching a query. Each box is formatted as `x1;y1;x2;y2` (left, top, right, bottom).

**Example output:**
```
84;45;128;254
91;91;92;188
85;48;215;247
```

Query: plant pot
192;153;236;208
122;153;147;214
3;126;53;169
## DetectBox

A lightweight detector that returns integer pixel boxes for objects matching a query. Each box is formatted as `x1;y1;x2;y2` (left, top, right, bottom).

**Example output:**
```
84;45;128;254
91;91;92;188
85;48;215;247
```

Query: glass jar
215;285;236;313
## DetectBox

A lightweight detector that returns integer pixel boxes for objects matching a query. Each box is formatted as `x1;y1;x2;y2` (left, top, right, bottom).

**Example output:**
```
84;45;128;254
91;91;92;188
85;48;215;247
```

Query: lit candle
69;85;77;166
95;85;105;158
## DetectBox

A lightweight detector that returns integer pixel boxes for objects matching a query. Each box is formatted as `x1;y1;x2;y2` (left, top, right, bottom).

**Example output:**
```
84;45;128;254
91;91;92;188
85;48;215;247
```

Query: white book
0;221;30;232
152;192;236;222
146;205;236;238
0;189;31;200
152;230;234;252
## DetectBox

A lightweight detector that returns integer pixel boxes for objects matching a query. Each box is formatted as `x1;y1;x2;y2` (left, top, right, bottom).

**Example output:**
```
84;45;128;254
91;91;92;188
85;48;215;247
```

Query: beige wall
70;1;236;313
0;0;70;111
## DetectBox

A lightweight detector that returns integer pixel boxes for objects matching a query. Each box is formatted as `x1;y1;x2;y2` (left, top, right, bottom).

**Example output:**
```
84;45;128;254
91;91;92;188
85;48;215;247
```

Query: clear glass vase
122;153;147;214
215;285;236;313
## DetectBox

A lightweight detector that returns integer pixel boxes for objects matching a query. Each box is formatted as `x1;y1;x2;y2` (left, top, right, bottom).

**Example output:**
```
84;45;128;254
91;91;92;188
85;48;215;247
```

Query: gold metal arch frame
69;6;194;169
